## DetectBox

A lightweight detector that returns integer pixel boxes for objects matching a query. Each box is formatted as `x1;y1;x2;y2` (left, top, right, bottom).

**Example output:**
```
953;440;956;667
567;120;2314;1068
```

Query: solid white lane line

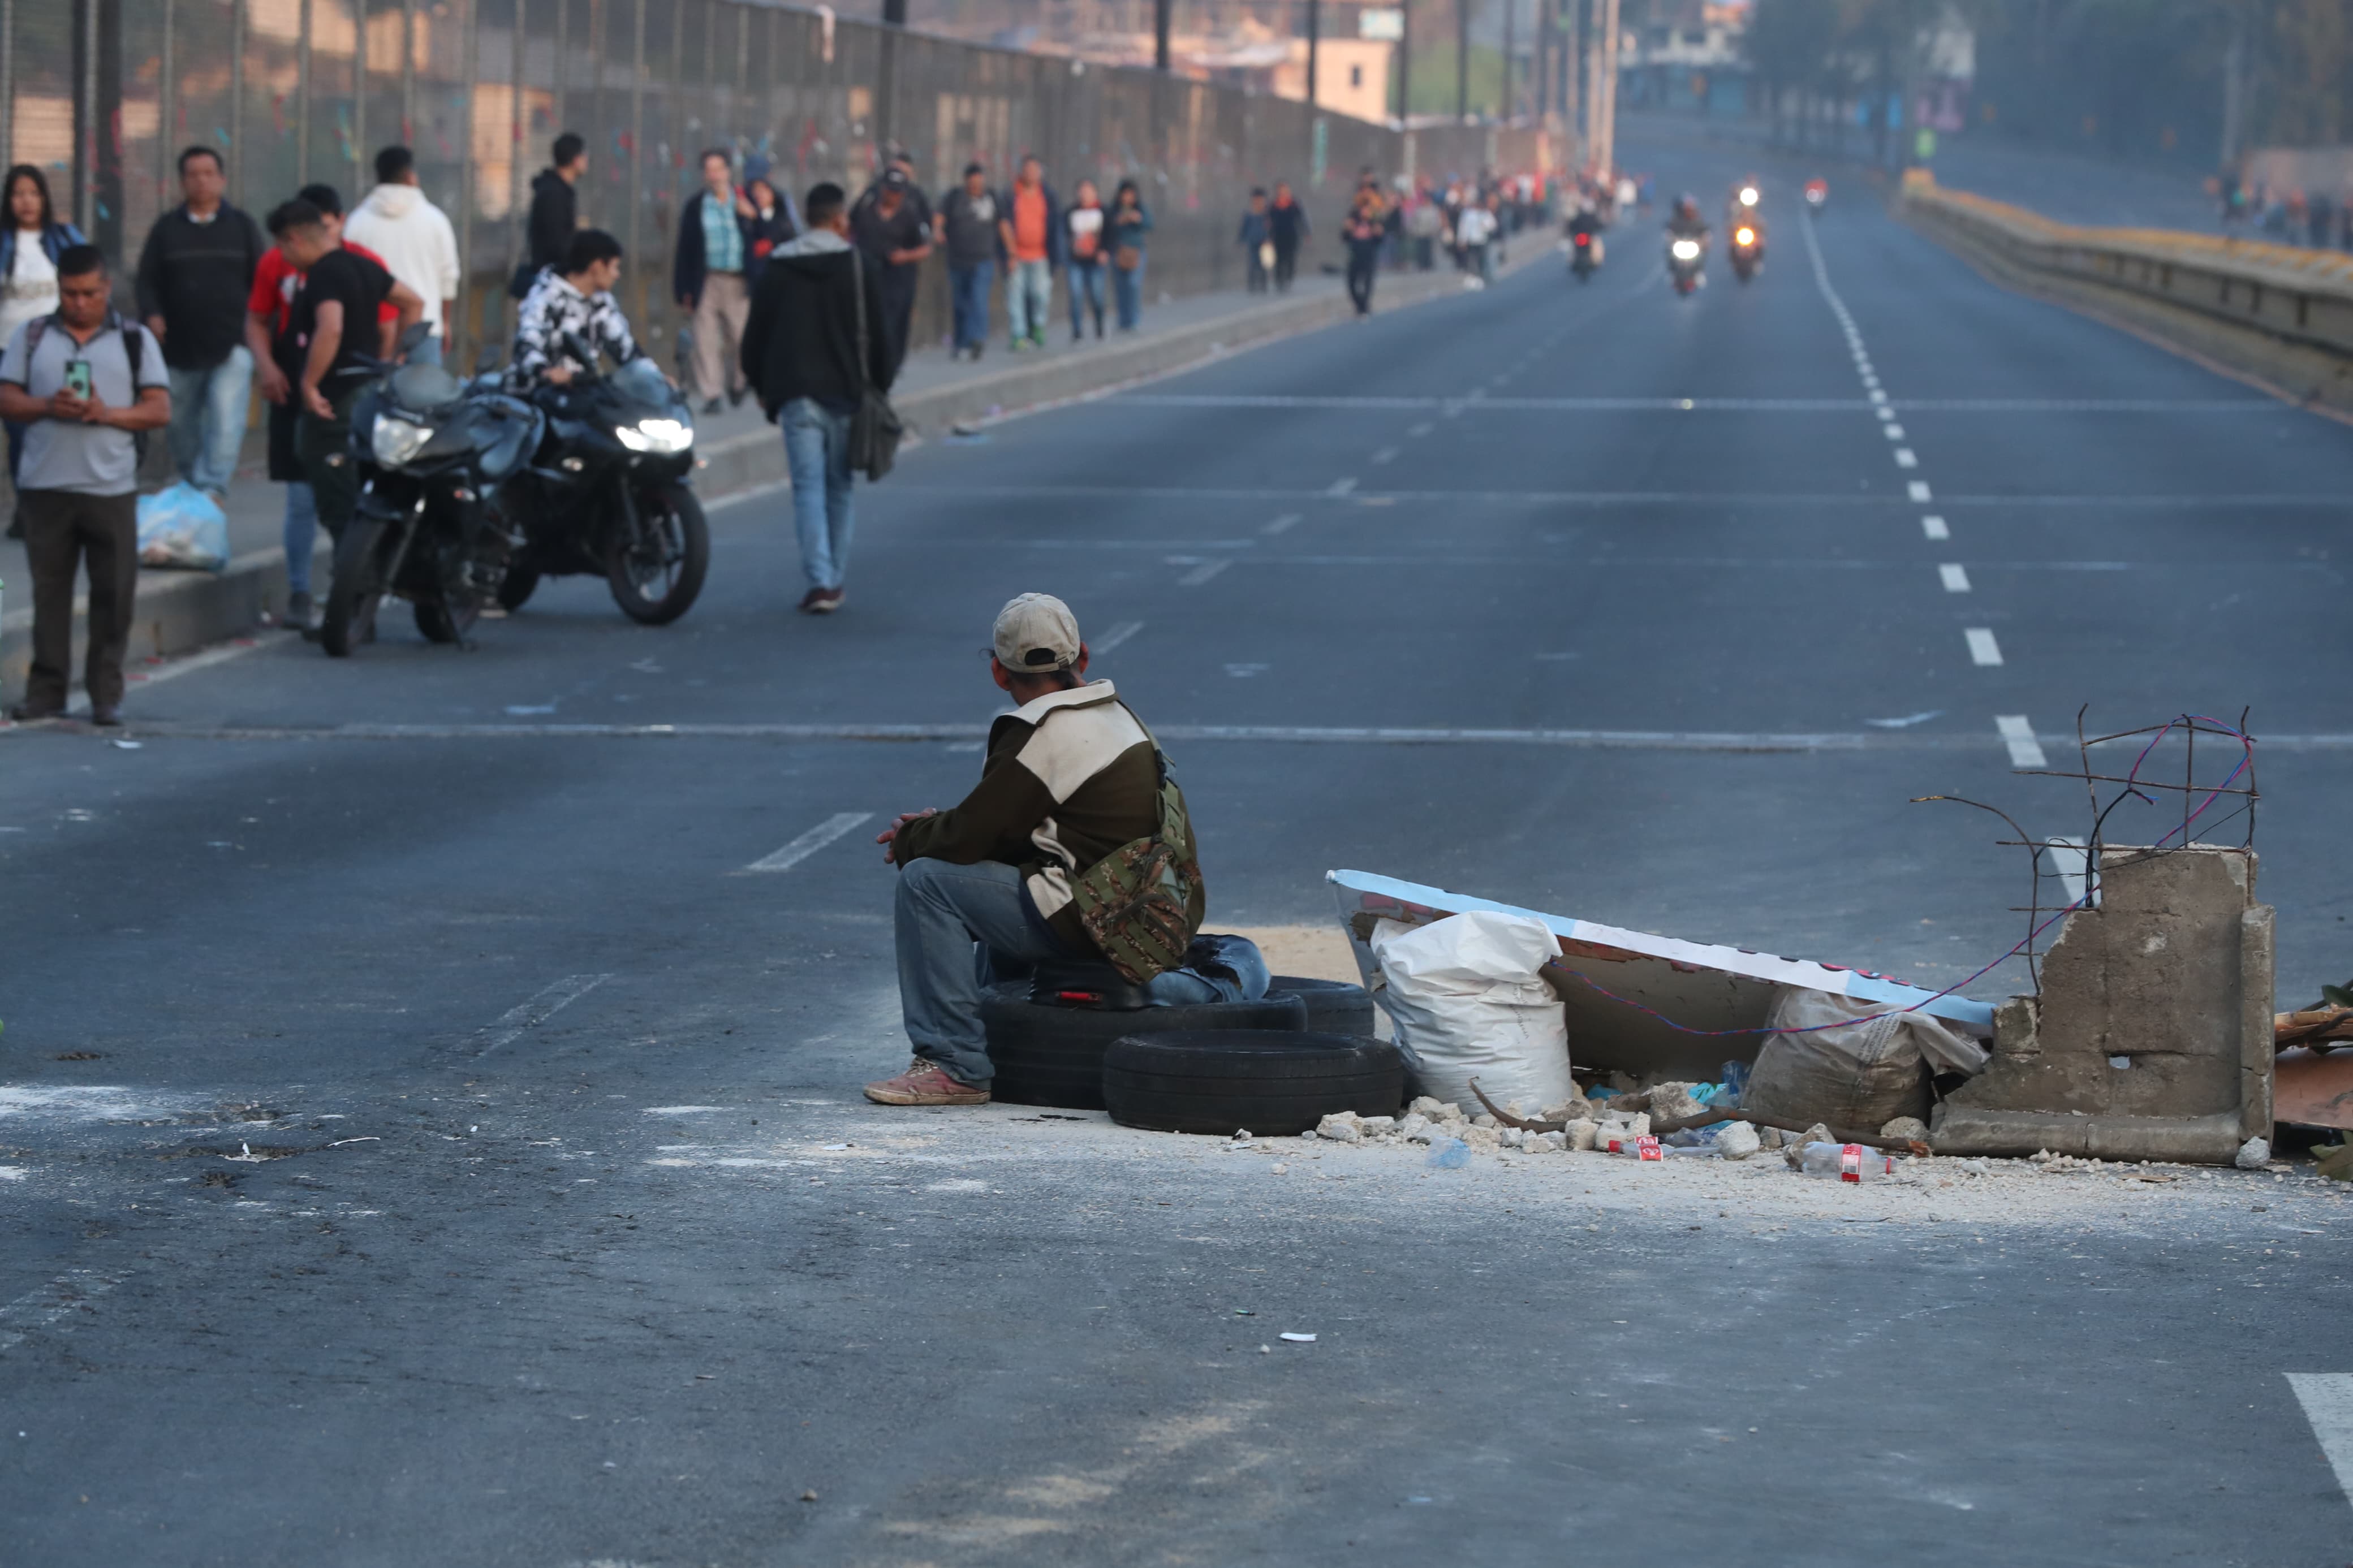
1939;564;1972;593
1894;449;1919;468
1371;446;1399;464
1908;481;1933;501
472;974;614;1054
2287;1374;2353;1507
1262;513;1301;534
1093;620;1143;654
744;813;874;874
1966;629;2005;667
1328;477;1358;495
1922;515;1950;539
0;1269;127;1356
1178;558;1233;587
1996;715;2046;767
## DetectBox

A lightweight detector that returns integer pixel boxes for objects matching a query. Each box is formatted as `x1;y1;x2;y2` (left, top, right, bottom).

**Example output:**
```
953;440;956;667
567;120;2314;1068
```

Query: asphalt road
5;135;2353;1566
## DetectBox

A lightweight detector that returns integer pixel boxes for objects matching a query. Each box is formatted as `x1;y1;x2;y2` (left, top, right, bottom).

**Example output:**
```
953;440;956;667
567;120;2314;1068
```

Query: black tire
606;482;709;625
497;565;541;611
412;591;481;644
981;987;1305;1111
320;514;391;658
1104;1030;1406;1135
1266;975;1376;1038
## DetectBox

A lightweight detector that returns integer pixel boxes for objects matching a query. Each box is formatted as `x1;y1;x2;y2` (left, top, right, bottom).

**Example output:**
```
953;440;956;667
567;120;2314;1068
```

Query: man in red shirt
995;155;1062;352
240;185;395;631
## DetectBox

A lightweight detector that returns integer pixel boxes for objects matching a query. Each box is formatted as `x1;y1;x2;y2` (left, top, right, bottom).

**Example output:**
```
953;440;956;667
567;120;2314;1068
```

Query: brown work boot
863;1058;990;1107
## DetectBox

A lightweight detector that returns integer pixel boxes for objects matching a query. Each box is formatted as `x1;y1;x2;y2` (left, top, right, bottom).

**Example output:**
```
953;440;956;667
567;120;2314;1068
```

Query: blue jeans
165;344;253;495
1067;261;1105;337
282;481;321;596
1006;258;1051;343
781;397;855;593
895;857;1224;1086
949;261;994;352
1113;256;1145;330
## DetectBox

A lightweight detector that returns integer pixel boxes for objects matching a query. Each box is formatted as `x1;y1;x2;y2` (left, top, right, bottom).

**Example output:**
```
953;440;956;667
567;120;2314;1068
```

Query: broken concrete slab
1932;847;2273;1165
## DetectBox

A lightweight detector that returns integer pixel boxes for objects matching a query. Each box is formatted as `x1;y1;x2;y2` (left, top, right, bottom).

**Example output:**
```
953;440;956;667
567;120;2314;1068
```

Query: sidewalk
1;253;1508;702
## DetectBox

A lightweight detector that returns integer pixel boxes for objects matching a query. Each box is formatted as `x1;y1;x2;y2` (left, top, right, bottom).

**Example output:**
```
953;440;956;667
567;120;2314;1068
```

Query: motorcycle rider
508;229;642;394
1565;197;1605;271
1666;193;1710;244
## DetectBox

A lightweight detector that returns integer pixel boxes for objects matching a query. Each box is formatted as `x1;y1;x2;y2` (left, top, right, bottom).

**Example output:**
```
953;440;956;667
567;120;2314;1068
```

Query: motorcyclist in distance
1665;194;1710;241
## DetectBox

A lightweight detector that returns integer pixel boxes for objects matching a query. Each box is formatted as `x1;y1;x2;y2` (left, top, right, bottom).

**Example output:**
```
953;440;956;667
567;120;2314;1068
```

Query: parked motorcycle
322;326;544;656
1730;221;1765;283
495;342;708;625
1667;235;1706;295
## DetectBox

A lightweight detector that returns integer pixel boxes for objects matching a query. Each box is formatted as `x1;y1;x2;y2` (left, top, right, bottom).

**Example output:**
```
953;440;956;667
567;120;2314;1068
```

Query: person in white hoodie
341;146;460;366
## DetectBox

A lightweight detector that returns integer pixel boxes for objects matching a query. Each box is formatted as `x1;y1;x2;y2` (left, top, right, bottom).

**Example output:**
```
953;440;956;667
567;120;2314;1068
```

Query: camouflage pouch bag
1072;754;1202;985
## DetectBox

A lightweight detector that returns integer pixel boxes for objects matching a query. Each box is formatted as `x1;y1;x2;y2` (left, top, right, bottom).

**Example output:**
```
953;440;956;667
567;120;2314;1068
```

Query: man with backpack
864;593;1207;1107
0;247;170;723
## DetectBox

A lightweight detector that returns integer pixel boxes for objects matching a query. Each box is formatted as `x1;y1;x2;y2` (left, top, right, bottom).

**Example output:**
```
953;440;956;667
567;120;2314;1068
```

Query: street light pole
1307;0;1320;109
1398;0;1412;122
1154;0;1171;71
1456;0;1469;121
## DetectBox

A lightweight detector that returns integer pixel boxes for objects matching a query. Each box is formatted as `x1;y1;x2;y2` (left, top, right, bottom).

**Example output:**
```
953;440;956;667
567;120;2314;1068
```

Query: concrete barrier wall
1899;179;2353;411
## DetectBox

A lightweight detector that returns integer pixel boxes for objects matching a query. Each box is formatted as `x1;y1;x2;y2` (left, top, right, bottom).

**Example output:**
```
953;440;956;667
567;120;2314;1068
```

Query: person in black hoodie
515;132;585;293
741;183;895;616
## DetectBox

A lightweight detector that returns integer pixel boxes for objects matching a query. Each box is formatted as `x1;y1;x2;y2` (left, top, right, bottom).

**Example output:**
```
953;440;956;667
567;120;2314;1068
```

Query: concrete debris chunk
1756;1125;1785;1151
1648;1082;1708;1122
1398;1112;1432;1142
1716;1121;1761;1161
1784;1123;1834;1169
2235;1137;2270;1170
1316;1112;1364;1143
1565;1121;1598;1151
1880;1117;1930;1142
1471;1113;1498;1129
1360;1116;1397;1136
1498;1126;1525;1149
1460;1125;1502;1153
1408;1096;1459;1122
1539;1130;1568;1152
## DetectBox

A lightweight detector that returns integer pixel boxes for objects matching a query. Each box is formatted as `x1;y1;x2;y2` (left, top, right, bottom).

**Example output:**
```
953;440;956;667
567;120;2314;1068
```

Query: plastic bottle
1426;1136;1470;1169
1797;1142;1893;1181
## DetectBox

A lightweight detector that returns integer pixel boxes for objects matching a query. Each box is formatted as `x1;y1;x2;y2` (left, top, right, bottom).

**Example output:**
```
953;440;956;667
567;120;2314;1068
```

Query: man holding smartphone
0;246;170;724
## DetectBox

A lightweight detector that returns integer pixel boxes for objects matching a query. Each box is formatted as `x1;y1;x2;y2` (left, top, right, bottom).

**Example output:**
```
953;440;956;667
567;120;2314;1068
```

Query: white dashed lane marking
1326;477;1358;496
1894;448;1919;468
743;813;874;875
1093;620;1143;654
1178;558;1233;587
1939;564;1972;593
2287;1374;2353;1507
1261;513;1301;535
469;974;614;1055
1966;629;2005;667
1908;481;1933;502
1996;715;2047;768
1922;515;1950;540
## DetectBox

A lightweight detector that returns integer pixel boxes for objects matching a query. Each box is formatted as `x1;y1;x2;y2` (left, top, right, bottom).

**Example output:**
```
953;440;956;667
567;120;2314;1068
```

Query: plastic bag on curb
1743;985;1988;1132
1369;910;1572;1112
136;483;229;572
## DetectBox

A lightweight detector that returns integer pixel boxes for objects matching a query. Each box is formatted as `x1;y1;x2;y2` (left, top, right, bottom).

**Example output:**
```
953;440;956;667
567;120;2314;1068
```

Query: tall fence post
297;0;313;185
455;0;476;365
158;0;175;210
229;0;245;207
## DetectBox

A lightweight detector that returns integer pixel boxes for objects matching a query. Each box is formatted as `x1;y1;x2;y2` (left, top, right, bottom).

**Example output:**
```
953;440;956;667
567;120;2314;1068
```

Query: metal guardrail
1901;179;2353;361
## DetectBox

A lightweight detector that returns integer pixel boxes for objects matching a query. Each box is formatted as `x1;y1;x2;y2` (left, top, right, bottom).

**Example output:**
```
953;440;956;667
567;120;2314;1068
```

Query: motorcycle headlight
1736;227;1756;246
1671;239;1701;260
370;416;435;469
615;417;694;455
1739;187;1759;206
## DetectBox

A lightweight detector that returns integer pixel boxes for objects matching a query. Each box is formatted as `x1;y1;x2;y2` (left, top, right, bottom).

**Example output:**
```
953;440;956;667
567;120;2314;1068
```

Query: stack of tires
981;970;1402;1135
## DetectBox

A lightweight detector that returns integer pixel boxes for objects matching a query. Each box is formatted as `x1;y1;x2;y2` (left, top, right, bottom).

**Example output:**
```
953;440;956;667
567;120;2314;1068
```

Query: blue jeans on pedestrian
781;396;855;593
1113;255;1145;330
1006;258;1051;344
1067;261;1105;338
895;857;1225;1085
949;261;994;353
282;481;321;597
165;343;253;496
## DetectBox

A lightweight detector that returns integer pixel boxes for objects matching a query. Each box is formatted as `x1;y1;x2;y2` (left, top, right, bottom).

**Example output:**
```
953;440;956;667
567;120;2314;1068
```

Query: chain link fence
12;0;1553;367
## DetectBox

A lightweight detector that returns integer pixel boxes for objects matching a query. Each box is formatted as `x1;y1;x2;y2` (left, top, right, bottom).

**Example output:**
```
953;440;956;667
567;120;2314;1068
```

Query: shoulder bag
846;249;904;481
1070;717;1204;984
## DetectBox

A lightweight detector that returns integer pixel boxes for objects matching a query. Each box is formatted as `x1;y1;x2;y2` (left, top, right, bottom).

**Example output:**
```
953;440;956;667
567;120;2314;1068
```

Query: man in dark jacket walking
523;133;585;279
135;146;265;500
1268;180;1310;293
742;183;895;616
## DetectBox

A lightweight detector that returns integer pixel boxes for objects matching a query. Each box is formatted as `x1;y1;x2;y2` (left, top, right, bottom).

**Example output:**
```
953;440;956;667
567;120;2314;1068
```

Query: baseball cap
881;167;910;190
993;593;1083;673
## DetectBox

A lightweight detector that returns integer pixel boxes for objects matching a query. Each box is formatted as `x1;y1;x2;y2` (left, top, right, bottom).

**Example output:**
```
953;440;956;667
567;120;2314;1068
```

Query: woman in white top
0;163;86;525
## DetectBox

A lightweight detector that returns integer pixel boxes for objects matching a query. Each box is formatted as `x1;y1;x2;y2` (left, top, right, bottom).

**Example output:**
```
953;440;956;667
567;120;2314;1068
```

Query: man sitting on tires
865;593;1208;1108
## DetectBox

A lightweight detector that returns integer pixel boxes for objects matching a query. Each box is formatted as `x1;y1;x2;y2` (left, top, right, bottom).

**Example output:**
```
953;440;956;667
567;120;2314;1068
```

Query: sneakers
798;587;844;614
863;1059;990;1107
284;590;316;632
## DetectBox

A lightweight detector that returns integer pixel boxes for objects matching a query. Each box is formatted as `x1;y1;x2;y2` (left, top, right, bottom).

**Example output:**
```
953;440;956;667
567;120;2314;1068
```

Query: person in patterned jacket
507;228;640;391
